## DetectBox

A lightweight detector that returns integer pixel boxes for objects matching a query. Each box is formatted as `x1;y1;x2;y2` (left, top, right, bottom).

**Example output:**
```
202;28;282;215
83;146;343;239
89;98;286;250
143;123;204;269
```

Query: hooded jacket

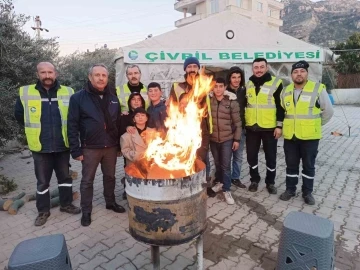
119;93;146;136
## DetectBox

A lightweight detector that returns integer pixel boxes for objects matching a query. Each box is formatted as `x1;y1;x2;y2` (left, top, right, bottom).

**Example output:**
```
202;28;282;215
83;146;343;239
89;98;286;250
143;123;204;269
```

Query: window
268;9;272;17
210;0;219;14
236;0;242;7
257;2;263;12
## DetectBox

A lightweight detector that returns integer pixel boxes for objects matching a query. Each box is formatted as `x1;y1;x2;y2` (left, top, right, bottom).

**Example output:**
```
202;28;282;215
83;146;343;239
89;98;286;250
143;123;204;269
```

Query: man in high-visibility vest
279;60;334;205
116;64;148;113
14;62;80;226
169;57;211;188
240;58;285;194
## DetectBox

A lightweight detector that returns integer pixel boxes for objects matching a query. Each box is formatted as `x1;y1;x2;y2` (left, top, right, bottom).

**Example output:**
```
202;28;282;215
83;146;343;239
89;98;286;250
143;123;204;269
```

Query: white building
174;0;284;30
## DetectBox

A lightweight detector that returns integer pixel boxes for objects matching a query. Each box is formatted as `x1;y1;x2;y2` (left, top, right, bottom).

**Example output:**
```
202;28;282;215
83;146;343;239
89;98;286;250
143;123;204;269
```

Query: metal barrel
125;160;207;246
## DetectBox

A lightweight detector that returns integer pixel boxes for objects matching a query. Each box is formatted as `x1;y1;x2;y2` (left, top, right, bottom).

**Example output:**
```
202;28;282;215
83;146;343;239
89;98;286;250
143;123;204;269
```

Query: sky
13;0;183;55
13;0;321;56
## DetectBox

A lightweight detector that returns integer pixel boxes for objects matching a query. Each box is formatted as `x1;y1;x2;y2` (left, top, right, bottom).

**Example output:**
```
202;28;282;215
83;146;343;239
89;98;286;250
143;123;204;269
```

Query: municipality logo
30;107;37;113
128;50;138;60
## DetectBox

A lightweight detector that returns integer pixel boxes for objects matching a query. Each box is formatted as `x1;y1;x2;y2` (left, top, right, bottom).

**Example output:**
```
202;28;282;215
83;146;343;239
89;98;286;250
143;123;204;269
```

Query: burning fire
144;68;214;177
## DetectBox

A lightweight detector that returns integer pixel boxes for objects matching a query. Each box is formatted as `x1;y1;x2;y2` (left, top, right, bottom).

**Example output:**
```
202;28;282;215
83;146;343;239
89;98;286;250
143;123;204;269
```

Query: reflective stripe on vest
281;80;323;140
19;85;74;151
173;82;213;134
116;84;148;111
245;76;281;128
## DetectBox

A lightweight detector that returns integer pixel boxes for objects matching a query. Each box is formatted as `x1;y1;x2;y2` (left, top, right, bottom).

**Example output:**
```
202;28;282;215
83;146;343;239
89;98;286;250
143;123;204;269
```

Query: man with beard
15;62;81;226
169;57;212;195
116;64;148;113
279;60;333;205
68;64;125;227
240;58;284;194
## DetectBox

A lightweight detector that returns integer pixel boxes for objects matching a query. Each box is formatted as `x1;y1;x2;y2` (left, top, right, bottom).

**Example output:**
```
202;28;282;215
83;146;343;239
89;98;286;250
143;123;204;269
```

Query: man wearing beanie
226;66;247;189
243;58;285;194
279;60;333;205
169;56;212;186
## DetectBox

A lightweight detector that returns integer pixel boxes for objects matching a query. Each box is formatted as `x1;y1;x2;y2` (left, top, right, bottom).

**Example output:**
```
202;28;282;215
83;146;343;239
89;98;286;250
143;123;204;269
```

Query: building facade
174;0;284;30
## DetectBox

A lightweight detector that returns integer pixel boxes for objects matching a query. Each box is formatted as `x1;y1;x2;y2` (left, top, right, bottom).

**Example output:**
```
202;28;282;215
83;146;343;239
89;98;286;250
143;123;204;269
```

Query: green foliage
335;33;360;74
0;0;59;147
0;174;18;195
57;48;117;91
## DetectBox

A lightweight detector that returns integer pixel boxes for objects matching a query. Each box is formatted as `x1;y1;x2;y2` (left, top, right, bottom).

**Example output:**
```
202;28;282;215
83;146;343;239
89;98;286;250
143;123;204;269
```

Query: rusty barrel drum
125;161;207;246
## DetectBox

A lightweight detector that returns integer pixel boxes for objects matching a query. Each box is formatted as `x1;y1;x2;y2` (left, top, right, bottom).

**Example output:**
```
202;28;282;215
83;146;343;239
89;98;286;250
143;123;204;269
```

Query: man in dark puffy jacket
68;64;125;227
209;78;242;205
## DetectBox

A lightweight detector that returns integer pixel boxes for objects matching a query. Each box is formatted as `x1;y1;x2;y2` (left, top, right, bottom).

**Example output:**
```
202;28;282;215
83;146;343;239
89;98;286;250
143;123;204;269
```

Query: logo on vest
30;107;37;113
128;50;138;60
286;102;290;107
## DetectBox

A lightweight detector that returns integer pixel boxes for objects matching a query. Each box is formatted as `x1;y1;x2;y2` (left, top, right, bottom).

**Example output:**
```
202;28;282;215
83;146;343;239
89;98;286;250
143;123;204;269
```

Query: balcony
226;5;252;19
267;0;284;10
175;13;205;27
268;16;283;27
174;0;206;14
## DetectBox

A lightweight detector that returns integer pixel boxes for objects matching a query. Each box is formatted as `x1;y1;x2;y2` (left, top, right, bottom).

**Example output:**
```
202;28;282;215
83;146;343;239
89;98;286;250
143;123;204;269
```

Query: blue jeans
210;139;233;192
231;132;245;179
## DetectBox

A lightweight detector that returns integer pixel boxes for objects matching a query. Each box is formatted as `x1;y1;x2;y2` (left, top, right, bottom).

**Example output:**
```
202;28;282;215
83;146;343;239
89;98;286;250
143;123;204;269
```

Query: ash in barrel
125;158;206;180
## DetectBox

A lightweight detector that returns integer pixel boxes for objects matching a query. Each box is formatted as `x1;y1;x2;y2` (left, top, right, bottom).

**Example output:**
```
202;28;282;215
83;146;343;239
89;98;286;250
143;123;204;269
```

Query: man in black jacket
15;62;80;226
226;66;247;189
239;58;285;194
68;64;125;227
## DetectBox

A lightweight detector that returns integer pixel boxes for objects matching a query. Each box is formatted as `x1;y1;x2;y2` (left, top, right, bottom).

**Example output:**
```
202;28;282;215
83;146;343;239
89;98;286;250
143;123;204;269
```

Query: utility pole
31;16;49;39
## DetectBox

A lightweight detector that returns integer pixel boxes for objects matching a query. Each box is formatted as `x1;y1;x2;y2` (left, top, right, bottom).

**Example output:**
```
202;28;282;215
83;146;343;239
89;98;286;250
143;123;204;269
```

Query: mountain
281;0;360;47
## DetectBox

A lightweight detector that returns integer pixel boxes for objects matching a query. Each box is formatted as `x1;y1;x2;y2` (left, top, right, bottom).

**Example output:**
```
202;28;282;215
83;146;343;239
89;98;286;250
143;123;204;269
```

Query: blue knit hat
183;57;200;71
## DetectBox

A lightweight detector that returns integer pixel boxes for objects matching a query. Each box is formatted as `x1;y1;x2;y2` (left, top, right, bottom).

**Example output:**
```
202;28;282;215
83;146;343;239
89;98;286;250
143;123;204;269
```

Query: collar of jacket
249;72;272;86
209;90;237;100
149;100;166;109
35;79;60;94
127;81;144;92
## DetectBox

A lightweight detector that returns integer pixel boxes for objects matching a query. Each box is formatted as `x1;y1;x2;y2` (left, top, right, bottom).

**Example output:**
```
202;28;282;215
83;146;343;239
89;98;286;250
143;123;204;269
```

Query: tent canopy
115;11;328;96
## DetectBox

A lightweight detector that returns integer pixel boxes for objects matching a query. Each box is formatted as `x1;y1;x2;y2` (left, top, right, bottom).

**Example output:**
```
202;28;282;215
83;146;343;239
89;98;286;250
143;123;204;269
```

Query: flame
144;68;214;176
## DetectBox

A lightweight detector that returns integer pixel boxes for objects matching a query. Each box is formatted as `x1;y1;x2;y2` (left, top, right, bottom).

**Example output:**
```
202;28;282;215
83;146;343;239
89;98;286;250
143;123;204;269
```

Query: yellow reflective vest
173;82;213;134
245;76;282;128
19;84;74;152
116;83;148;112
281;80;324;140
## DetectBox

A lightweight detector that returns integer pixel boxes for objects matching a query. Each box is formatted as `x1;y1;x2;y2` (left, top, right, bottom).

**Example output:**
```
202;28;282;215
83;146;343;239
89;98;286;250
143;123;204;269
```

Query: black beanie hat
291;60;309;73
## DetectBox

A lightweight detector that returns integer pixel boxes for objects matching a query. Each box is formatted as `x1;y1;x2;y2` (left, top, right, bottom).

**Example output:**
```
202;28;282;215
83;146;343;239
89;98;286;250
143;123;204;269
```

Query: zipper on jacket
48;92;55;153
217;101;220;142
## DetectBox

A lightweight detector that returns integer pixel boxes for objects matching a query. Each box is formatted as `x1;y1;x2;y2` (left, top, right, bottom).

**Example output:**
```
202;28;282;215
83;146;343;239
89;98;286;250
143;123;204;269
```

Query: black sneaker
81;213;91;227
34;212;50;226
207;187;216;198
304;194;315;205
231;179;246;189
106;202;126;213
248;182;258;192
266;184;278;194
60;204;81;214
279;190;295;201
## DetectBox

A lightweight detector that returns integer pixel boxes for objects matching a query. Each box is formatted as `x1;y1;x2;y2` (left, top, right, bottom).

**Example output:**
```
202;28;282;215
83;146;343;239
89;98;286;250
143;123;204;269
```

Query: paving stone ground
1;106;360;270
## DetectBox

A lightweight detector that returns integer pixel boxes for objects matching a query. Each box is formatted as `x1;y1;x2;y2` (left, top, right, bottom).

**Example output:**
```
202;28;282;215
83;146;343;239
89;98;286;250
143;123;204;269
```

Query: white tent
115;10;327;96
